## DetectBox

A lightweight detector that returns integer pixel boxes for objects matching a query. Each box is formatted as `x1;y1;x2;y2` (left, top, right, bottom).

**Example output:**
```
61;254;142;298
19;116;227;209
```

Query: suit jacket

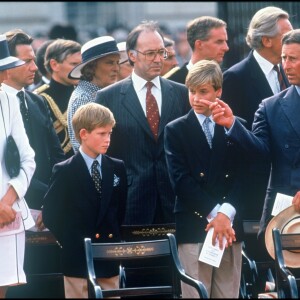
221;51;290;220
22;91;65;209
228;86;300;237
95;76;190;225
222;51;290;127
42;152;127;277
164;63;188;84
164;110;245;243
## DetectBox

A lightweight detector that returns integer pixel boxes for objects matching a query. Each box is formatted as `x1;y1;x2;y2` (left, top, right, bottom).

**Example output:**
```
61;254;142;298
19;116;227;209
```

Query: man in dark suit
221;7;293;259
165;60;245;298
43;103;127;298
207;27;300;264
3;29;65;213
96;21;190;225
163;16;229;84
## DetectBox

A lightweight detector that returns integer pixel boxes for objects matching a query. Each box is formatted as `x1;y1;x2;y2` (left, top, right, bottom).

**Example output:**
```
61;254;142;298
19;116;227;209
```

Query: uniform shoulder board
163;66;180;79
33;84;50;95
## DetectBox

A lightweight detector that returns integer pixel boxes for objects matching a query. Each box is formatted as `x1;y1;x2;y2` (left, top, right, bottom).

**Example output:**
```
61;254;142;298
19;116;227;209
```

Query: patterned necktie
17;90;30;124
145;81;160;140
203;117;213;148
91;160;102;197
273;65;287;92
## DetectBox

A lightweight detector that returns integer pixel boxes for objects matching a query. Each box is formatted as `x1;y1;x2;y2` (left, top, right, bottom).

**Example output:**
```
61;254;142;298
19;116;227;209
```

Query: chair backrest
84;233;208;298
272;228;299;299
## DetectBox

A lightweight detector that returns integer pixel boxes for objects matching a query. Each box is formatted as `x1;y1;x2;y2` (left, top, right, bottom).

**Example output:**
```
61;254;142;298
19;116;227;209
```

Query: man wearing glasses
96;20;190;226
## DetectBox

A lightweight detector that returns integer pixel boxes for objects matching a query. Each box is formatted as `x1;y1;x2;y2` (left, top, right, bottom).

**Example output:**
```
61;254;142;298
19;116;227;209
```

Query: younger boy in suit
43;102;127;298
164;60;245;298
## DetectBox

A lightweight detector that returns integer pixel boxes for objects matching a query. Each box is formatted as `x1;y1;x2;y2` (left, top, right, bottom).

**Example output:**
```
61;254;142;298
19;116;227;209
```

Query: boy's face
188;83;222;116
80;125;113;158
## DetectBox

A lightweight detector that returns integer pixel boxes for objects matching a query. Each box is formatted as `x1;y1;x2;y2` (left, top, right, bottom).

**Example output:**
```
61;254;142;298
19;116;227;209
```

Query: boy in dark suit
43;102;127;298
164;60;245;298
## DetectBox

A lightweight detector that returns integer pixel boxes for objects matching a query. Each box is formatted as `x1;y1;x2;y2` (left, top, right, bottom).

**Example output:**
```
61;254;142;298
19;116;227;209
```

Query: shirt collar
131;71;161;92
253;50;275;76
1;83;25;96
295;85;300;96
194;111;213;126
79;147;102;172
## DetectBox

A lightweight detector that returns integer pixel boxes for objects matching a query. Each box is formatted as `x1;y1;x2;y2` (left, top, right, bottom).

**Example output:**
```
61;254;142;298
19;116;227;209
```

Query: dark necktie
203;117;213;148
91;160;102;197
273;65;287;92
145;82;160;140
17;90;30;124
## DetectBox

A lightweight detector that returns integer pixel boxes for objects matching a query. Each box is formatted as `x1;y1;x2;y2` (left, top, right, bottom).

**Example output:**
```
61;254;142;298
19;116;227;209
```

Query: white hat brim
0;56;24;71
68;51;120;79
265;205;300;268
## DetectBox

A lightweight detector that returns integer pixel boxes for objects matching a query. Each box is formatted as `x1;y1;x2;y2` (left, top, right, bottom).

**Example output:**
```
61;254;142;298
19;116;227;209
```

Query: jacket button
108;234;113;238
200;172;205;177
225;174;229;178
95;233;100;239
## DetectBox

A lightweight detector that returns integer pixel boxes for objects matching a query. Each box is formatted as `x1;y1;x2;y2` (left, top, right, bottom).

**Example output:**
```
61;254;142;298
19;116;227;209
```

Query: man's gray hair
246;6;289;50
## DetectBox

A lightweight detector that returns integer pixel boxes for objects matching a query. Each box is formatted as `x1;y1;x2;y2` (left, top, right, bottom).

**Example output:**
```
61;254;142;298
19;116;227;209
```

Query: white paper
28;209;49;232
271;193;293;216
198;227;226;268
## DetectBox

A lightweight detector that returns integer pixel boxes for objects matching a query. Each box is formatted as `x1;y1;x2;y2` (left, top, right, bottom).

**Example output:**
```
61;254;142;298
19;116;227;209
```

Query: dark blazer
164;109;245;244
228;86;300;238
24;91;65;209
164;63;188;84
221;51;289;220
222;51;290;127
43;152;127;278
95;76;190;225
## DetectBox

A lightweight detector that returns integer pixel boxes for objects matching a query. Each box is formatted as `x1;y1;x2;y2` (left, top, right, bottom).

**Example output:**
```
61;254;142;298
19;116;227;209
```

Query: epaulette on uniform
33;83;50;95
163;66;180;79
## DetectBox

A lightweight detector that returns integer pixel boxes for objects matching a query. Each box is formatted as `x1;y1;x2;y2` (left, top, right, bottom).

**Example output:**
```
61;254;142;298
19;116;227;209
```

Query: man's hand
205;212;236;249
200;98;235;129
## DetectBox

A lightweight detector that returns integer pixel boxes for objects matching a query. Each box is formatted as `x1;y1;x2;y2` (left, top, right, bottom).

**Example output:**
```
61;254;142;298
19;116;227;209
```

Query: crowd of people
1;5;300;299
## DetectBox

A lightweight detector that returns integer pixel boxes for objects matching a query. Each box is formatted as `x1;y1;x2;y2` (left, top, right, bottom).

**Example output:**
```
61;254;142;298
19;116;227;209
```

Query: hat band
82;41;118;63
0;40;11;60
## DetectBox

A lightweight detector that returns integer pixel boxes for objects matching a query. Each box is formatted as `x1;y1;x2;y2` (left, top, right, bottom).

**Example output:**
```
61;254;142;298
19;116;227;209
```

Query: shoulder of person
32;83;50;95
163;66;180;79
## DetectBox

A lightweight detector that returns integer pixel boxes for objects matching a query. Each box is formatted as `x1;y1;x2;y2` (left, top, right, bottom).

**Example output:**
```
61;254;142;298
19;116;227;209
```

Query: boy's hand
200;98;235;129
205;212;236;249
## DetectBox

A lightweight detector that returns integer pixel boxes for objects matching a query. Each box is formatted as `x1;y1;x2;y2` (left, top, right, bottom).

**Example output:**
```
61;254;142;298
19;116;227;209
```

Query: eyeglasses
134;48;168;61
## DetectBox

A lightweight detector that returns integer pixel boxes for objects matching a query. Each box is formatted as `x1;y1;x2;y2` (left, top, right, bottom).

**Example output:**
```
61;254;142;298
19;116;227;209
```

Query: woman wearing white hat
0;35;36;298
67;36;120;153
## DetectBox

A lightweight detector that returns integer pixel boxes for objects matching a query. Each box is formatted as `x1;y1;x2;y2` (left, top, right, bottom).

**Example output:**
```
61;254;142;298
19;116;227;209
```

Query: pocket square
113;174;120;187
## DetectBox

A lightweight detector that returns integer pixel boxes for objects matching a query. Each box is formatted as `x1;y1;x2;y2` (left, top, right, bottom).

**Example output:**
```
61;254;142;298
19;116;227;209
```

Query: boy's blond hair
72;102;115;144
185;59;223;90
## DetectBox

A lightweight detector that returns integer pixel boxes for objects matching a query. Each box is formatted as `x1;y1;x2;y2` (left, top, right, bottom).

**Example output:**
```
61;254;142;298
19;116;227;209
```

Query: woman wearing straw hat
67;36;120;153
0;35;35;298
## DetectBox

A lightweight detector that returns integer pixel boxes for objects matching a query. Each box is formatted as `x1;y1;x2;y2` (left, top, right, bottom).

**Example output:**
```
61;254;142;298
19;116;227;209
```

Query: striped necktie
203;117;213;148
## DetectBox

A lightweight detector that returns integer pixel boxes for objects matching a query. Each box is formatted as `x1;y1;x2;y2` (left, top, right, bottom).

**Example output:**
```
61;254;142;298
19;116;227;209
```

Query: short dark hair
282;29;300;46
44;39;81;74
5;28;33;56
186;16;226;51
126;20;164;66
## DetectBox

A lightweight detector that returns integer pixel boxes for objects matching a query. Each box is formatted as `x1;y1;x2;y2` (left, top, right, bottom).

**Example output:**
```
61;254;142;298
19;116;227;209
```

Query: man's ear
79;128;87;141
128;50;137;63
261;36;272;48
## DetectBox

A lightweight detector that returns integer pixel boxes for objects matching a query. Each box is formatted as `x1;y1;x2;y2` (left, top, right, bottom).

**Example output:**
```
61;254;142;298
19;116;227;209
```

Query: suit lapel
280;86;300;140
248;52;274;100
158;78;177;138
120;77;154;139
